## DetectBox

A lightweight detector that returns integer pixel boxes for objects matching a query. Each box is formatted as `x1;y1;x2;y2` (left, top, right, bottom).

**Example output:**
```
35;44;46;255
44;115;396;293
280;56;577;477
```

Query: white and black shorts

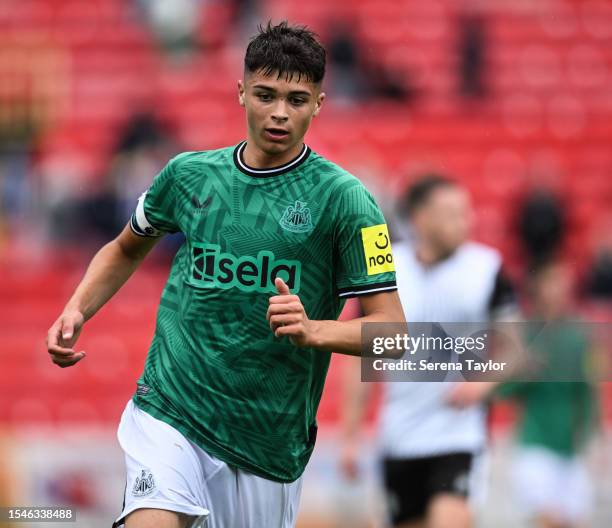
113;400;303;528
382;452;474;526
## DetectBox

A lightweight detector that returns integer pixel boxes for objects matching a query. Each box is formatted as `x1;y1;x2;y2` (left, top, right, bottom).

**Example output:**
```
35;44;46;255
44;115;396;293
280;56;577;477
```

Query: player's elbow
379;294;407;359
114;224;158;262
382;291;406;323
390;303;406;324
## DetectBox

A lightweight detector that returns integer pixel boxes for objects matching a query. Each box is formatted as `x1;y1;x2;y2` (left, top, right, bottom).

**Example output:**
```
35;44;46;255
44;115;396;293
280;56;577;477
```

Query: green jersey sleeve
334;183;397;298
130;155;181;236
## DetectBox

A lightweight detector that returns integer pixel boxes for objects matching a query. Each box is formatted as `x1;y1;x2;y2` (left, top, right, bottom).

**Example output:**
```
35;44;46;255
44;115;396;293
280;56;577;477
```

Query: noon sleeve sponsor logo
361;224;395;275
190;243;302;293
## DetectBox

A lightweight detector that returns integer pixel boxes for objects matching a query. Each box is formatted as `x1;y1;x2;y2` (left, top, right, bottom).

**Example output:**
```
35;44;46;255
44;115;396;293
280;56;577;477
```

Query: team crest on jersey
279;201;313;233
132;469;156;497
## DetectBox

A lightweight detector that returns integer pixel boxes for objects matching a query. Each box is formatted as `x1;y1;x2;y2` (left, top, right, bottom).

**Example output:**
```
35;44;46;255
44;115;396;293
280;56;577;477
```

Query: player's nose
271;100;289;121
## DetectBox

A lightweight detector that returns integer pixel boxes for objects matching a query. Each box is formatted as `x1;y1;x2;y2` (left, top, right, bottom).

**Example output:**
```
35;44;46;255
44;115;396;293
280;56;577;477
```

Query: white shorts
114;400;303;528
513;446;592;523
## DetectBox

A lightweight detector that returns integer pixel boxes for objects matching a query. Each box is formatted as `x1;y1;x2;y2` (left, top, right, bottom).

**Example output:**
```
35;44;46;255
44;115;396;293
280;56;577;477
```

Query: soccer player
340;176;518;528
45;21;404;528
498;261;597;528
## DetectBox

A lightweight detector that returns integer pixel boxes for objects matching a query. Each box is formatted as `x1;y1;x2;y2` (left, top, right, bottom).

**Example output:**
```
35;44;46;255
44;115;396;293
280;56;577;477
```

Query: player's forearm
310;311;402;356
63;239;145;321
340;357;370;439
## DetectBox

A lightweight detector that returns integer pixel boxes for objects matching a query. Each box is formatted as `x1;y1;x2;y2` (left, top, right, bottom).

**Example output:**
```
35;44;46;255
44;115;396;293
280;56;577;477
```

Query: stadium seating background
1;0;611;526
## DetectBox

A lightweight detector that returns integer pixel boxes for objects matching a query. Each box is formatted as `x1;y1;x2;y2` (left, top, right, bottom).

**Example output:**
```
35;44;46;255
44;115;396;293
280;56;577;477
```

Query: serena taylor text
372;359;507;373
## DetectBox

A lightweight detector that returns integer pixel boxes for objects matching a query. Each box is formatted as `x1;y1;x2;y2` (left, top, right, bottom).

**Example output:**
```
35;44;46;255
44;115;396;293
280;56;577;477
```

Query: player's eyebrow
252;84;312;97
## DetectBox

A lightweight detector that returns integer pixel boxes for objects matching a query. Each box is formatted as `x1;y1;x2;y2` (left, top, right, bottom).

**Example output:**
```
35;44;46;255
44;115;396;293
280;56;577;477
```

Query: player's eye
257;93;273;102
290;98;306;106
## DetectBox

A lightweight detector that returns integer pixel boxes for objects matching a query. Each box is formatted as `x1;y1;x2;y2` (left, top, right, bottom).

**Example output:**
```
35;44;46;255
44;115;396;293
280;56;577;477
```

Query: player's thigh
427;494;472;528
115;400;209;526
125;508;201;528
533;515;571;528
425;453;474;528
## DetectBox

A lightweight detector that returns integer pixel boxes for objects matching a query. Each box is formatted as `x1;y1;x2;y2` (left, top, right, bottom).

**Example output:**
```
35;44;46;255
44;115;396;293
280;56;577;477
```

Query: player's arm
267;278;406;356
338;353;372;479
446;268;524;407
46;224;161;368
309;289;405;355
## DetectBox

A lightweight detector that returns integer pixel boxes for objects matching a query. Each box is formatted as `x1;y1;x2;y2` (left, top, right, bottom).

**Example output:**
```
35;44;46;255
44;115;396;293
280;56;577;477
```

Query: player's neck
415;242;454;266
242;141;305;169
533;303;570;321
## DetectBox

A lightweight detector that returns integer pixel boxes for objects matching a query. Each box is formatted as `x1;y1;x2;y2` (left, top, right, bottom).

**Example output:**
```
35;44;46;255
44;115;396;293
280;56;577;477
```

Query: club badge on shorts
132;469;156;497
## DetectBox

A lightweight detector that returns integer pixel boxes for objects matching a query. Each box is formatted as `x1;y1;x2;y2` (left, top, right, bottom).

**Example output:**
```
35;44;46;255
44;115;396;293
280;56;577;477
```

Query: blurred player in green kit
498;261;598;528
45;21;404;528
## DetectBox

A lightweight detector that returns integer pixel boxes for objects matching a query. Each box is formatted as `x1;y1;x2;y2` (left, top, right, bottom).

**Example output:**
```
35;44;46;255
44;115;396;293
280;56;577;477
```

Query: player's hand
445;381;496;408
46;310;86;368
339;439;360;481
267;278;317;347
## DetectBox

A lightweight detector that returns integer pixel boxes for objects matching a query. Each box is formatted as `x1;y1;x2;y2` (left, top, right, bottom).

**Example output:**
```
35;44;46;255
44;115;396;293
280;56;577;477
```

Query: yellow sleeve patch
361;224;395;275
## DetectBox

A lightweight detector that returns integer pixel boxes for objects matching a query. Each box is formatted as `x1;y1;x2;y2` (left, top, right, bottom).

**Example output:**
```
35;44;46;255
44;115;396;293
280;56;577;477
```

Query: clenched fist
267;277;318;347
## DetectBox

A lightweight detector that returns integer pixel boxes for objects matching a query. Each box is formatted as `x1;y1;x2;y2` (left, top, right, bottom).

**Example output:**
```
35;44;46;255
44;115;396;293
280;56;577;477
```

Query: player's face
419;187;473;254
238;69;325;158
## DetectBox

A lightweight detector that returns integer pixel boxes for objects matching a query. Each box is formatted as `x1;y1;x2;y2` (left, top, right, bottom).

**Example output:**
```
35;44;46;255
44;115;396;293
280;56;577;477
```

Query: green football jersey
130;141;396;482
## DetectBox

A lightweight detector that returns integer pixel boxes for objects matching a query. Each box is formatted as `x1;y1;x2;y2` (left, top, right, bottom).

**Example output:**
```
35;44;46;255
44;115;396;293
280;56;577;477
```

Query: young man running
46;21;404;528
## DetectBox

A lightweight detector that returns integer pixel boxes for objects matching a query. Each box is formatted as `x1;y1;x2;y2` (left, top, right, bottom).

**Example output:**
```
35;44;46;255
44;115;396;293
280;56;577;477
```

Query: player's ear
238;80;245;107
313;91;325;117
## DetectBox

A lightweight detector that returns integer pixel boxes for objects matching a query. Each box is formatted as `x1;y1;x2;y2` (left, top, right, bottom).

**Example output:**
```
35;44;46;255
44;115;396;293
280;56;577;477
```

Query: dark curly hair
244;21;326;84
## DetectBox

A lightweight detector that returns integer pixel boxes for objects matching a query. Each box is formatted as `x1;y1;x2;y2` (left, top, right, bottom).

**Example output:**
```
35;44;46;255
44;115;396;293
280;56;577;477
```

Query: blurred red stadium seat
2;0;612;430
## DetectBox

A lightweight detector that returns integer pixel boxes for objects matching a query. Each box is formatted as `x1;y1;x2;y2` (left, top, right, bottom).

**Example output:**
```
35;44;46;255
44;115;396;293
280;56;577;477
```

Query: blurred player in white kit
341;175;519;528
